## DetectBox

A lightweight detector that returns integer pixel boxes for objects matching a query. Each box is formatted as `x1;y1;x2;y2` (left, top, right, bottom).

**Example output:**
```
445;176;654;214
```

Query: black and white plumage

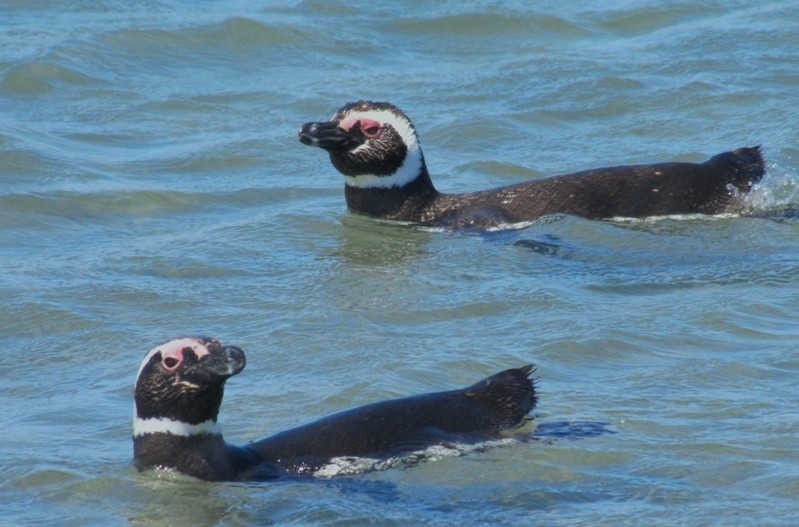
133;337;538;481
298;101;766;228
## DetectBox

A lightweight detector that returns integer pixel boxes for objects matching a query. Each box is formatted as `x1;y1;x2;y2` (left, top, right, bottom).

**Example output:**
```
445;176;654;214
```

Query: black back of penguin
247;365;537;473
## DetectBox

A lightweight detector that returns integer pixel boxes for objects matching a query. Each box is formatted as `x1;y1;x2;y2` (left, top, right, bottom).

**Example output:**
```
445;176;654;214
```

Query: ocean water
2;1;798;525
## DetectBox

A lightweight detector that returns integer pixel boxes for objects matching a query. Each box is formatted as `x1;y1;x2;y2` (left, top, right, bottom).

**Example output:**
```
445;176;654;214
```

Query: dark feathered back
462;364;537;431
706;146;764;193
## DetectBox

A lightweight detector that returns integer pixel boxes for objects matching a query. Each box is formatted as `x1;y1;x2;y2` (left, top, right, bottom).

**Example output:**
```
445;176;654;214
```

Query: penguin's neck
344;165;440;222
133;416;258;481
133;431;234;480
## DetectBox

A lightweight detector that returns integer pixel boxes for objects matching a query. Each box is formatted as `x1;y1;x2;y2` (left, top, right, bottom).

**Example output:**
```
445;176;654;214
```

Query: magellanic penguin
133;337;537;481
298;101;766;229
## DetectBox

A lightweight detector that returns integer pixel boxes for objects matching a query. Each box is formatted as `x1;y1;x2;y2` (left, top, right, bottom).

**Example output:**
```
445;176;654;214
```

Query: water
2;1;798;525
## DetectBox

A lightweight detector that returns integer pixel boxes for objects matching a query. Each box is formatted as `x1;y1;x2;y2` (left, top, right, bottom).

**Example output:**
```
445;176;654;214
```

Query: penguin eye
362;123;382;138
161;347;190;371
163;357;180;369
340;116;383;139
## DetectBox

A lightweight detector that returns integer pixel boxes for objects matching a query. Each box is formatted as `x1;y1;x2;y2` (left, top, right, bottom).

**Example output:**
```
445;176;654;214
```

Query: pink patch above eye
161;346;186;370
339;117;382;138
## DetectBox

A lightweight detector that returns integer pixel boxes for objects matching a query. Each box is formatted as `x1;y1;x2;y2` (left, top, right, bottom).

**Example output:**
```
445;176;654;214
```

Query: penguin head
133;337;245;435
299;100;426;189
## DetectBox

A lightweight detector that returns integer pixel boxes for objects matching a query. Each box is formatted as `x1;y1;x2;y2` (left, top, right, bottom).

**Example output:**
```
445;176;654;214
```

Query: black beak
202;345;246;379
298;121;358;151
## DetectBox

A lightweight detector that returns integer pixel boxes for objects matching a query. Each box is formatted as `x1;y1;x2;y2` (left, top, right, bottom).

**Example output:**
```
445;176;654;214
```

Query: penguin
133;337;537;481
298;100;765;228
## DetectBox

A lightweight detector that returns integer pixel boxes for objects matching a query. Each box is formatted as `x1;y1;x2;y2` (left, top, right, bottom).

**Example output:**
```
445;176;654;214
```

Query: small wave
415;215;563;234
387;11;588;39
98;16;309;58
744;171;799;212
609;212;741;224
0;60;103;96
313;437;517;478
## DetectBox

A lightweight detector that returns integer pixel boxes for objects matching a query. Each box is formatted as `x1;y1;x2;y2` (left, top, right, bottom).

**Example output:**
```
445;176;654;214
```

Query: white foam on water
313;437;518;478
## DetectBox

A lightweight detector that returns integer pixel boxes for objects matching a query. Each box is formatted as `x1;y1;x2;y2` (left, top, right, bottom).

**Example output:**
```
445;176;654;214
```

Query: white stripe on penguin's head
337;107;424;190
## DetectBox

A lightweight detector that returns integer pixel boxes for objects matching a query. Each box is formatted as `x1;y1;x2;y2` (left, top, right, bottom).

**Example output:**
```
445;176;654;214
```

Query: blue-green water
2;1;798;525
